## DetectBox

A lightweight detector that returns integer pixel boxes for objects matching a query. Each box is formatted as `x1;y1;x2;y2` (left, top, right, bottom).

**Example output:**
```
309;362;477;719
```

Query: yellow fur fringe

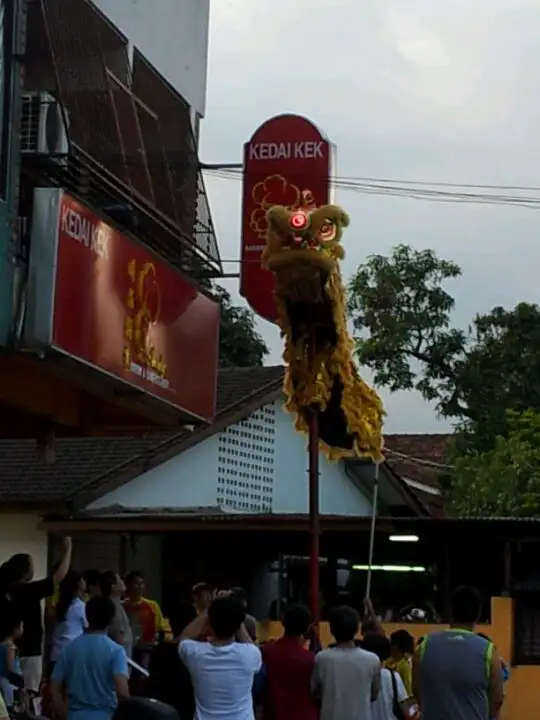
275;266;385;463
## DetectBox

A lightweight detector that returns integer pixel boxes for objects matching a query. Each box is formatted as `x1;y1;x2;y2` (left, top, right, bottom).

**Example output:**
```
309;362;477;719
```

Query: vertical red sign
240;115;332;323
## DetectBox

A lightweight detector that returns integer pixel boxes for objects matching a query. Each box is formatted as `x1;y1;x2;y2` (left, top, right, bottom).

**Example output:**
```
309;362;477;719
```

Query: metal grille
24;0;221;277
131;50;220;267
20;94;41;152
216;403;277;513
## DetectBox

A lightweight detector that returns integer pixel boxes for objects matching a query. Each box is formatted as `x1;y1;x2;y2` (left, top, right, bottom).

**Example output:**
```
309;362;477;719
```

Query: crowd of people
0;538;510;720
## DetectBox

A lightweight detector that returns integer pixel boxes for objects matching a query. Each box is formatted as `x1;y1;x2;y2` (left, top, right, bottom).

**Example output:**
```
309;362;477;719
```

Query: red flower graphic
250;207;268;235
249;174;301;237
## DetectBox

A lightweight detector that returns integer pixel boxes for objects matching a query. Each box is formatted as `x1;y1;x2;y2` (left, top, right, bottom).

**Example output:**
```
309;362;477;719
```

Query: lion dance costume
262;190;384;462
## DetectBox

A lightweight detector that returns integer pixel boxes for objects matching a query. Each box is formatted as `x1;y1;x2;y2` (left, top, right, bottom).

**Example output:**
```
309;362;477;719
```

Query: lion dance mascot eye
262;190;384;462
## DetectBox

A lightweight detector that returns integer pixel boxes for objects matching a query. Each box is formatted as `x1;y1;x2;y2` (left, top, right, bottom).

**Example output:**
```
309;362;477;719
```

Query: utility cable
203;168;540;210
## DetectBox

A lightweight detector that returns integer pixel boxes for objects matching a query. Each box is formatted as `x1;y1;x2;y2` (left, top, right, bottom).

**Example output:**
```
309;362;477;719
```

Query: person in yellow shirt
386;629;415;697
123;571;169;646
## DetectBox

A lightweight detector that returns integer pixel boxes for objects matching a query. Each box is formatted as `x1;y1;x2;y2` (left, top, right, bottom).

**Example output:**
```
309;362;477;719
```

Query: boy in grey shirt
312;606;380;720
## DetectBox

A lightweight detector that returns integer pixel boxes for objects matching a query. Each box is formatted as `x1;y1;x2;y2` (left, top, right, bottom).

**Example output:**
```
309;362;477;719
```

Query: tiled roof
0;365;284;504
1;364;451;511
384;434;451;490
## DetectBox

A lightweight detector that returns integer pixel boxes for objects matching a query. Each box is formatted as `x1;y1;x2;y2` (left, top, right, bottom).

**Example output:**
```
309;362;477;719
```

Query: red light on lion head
289;210;309;231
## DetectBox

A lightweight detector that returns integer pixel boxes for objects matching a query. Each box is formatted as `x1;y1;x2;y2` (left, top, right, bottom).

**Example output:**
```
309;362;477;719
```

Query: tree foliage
347;244;540;447
449;410;540;517
205;282;268;368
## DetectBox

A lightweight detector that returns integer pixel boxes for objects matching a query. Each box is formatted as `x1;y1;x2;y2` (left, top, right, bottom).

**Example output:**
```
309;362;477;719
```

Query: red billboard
240;114;332;323
52;193;219;421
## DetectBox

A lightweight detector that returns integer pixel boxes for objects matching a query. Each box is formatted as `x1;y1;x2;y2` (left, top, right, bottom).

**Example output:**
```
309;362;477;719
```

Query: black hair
450;586;482;625
99;570;117;598
125;571;144;587
56;570;84;623
0;554;32;589
329;606;360;644
362;633;391;662
83;570;101;589
417;636;425;647
0;600;23;641
390;629;415;655
283;605;311;637
207;596;245;639
168;602;197;637
85;596;116;630
230;587;247;604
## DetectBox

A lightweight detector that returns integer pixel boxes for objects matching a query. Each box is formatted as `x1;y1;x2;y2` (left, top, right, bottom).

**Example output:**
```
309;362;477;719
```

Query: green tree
449;410;540;517
206;282;268;368
347;244;540;446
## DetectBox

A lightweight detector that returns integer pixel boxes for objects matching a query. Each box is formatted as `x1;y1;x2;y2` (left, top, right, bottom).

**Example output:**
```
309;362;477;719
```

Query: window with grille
216;402;277;513
514;594;540;664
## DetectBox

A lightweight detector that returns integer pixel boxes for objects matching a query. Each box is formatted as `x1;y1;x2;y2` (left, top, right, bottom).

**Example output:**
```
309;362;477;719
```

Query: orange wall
259;597;538;720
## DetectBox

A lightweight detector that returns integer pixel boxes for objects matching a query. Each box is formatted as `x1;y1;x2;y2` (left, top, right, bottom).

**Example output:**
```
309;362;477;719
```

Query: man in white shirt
179;593;262;720
312;605;380;720
363;632;410;720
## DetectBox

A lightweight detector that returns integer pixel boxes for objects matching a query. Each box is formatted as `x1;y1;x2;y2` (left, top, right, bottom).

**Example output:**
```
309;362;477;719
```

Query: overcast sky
199;0;540;433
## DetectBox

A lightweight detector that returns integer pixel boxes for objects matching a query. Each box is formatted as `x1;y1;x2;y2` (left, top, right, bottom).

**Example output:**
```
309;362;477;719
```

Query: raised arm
180;611;210;641
52;537;73;585
235;622;255;644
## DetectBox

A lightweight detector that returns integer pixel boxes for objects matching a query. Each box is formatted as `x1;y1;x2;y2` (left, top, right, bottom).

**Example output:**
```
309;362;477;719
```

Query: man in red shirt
260;606;319;720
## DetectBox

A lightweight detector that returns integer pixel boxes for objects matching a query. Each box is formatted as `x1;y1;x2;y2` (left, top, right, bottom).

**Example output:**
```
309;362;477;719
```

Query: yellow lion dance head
262;190;349;304
263;190;348;269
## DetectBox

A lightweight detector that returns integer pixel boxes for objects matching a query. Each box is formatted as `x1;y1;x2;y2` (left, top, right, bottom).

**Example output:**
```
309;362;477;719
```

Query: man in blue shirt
51;596;129;720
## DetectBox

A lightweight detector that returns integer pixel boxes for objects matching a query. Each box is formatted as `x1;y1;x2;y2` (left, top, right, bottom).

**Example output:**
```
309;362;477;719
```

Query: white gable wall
87;436;219;511
272;404;371;515
87;399;371;516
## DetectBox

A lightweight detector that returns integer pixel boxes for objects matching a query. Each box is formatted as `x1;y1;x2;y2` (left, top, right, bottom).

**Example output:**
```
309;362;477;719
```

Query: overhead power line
202;167;540;210
201;165;540;192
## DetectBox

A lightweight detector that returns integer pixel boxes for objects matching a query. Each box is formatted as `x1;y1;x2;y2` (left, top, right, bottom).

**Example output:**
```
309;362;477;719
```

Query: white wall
87;400;372;517
91;0;210;117
0;513;48;578
87;435;220;510
272;406;372;516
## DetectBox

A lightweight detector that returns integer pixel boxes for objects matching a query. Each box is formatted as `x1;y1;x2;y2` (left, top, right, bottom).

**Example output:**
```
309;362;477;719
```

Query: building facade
86;397;373;517
0;366;429;607
91;0;210;122
0;0;221;440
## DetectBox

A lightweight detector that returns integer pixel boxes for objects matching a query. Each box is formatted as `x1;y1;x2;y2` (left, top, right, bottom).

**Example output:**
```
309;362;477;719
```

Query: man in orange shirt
123;571;168;648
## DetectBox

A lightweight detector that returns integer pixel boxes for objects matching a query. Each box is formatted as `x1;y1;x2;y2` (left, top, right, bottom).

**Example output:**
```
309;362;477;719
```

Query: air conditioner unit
21;91;69;159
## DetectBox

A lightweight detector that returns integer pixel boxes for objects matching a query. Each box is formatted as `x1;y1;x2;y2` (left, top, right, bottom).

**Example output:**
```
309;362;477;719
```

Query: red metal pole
308;406;320;626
